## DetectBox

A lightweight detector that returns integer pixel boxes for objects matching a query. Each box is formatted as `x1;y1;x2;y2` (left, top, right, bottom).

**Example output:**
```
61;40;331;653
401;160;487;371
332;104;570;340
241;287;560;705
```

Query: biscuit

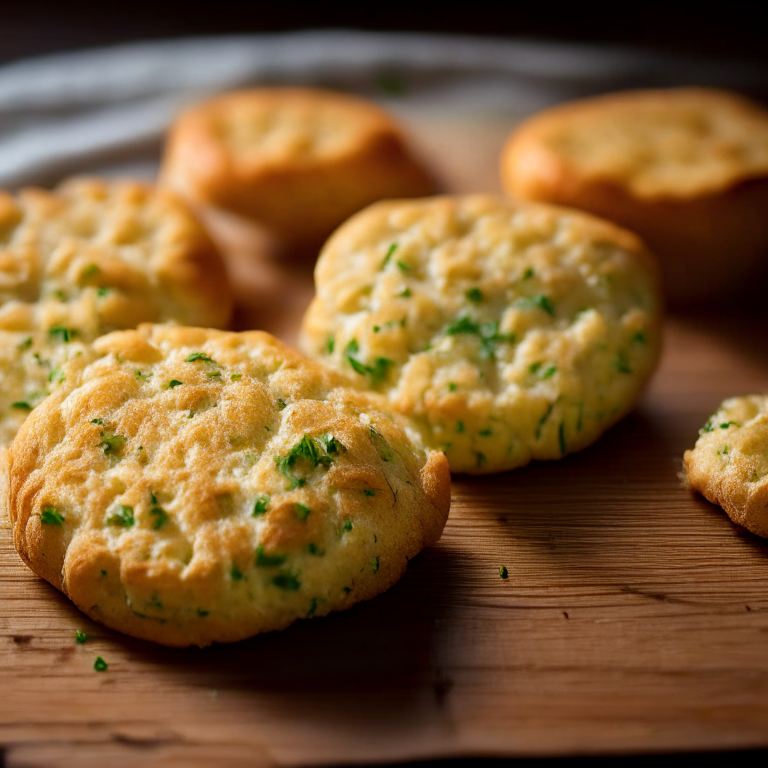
501;88;768;303
7;324;450;647
683;395;768;537
160;88;434;251
300;195;662;474
0;178;232;445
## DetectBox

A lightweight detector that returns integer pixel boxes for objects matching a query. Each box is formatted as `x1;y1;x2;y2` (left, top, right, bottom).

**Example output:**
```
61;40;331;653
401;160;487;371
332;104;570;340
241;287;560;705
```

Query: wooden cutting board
3;112;768;768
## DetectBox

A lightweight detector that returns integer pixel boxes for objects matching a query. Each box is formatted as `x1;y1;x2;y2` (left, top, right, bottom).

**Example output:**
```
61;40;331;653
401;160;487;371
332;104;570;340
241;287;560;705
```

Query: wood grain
3;113;768;768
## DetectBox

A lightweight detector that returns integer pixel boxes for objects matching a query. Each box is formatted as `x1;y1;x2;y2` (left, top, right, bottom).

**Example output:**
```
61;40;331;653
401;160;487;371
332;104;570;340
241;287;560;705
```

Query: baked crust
0;178;232;444
501;88;768;303
7;324;450;646
300;195;662;474
160;88;434;250
684;395;768;537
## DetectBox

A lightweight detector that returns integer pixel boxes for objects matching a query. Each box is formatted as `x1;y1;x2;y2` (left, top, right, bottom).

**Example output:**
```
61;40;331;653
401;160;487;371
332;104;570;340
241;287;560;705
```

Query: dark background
0;4;764;66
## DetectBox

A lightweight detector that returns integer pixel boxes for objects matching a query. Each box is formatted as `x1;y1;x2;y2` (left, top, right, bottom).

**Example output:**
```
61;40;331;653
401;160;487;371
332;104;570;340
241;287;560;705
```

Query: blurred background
1;3;765;66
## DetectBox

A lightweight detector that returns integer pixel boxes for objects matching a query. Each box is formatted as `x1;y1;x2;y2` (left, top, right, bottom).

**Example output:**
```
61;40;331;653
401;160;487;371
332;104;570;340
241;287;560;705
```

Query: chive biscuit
501;88;768;303
7;324;450;647
0;178;232;445
160;87;433;251
684;396;768;537
300;195;662;474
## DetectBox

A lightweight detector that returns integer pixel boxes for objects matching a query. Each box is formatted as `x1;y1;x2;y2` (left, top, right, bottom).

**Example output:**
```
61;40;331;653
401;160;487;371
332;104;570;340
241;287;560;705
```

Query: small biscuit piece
684;396;768;537
300;195;662;474
501;88;768;303
0;178;232;445
160;88;433;250
7;325;450;647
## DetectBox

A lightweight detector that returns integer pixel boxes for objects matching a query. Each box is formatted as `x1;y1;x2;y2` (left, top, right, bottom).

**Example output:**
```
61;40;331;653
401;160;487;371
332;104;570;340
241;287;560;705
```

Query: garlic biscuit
684;396;768;537
160;88;433;250
501;88;768;303
7;325;450;647
300;195;662;474
0;178;232;444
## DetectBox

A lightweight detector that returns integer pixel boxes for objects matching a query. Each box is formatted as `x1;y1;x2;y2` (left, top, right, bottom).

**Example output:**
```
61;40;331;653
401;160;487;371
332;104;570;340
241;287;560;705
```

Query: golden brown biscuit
0;177;232;445
501;88;768;303
160;88;434;251
7;325;450;647
300;195;662;474
684;395;768;537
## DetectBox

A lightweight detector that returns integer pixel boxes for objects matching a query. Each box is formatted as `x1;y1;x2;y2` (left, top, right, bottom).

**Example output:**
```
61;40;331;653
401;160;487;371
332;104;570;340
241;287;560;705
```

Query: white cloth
0;31;765;188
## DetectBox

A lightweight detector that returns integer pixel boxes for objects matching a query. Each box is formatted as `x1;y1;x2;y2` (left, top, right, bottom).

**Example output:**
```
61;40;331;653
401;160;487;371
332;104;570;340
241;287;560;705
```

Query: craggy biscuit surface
301;195;662;474
501;88;768;302
160;88;433;249
684;396;768;537
0;178;232;444
7;325;450;647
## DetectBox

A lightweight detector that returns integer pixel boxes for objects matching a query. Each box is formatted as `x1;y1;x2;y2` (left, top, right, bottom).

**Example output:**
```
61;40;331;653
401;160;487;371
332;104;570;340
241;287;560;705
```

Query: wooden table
3;113;768;767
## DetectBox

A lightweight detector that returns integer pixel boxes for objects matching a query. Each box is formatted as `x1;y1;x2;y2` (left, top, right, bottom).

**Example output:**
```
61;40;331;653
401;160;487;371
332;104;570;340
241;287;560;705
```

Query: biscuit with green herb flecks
0;177;232;445
300;195;662;474
7;324;450;647
683;395;768;537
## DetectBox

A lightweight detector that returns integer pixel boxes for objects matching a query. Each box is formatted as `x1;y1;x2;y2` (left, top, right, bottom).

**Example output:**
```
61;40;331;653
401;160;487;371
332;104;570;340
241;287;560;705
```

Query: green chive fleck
75;630;88;644
107;505;135;528
11;401;32;411
381;243;398;269
149;505;168;530
295;503;312;522
275;433;341;489
613;352;632;374
48;326;78;343
363;489;376;497
253;494;270;516
167;380;183;388
94;656;108;672
542;365;557;379
371;556;380;574
465;287;483;303
499;565;509;579
185;352;215;363
514;294;555;316
99;433;126;455
272;572;301;591
41;507;64;526
255;545;287;568
445;316;516;358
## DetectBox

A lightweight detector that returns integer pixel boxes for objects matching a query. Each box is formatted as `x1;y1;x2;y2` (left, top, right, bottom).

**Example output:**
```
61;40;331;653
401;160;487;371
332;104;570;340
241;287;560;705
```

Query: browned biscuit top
503;88;768;200
160;88;433;245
